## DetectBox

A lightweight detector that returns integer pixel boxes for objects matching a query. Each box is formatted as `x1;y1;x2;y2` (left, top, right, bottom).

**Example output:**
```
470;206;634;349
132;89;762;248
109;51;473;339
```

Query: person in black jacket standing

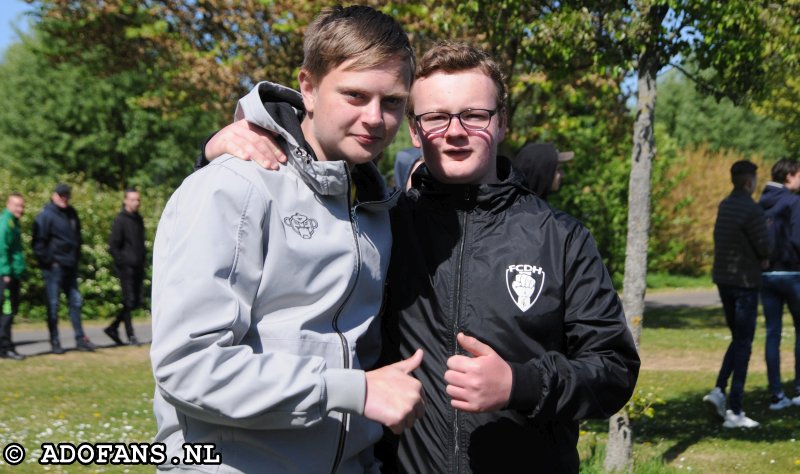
105;189;145;346
381;42;639;473
32;183;95;354
703;160;770;428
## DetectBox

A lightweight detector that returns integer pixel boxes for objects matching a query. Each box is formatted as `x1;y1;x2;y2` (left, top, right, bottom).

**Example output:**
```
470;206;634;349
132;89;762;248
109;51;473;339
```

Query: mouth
443;148;472;160
353;134;383;145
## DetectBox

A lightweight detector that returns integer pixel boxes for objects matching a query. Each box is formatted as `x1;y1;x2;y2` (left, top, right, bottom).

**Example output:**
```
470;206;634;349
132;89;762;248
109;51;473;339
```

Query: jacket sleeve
150;166;365;430
0;217;10;276
789;198;800;260
744;206;770;260
32;213;50;267
507;226;640;421
108;215;124;266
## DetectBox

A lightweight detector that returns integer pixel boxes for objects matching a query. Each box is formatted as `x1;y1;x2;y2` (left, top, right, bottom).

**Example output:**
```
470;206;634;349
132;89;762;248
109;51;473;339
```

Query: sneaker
51;339;65;355
703;387;726;419
128;335;141;346
769;394;792;411
76;336;96;352
723;410;759;428
792;394;800;406
104;326;124;346
1;349;25;361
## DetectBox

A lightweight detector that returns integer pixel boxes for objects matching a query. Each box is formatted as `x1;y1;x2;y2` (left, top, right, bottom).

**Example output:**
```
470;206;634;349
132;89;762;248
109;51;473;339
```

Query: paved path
6;288;719;359
10;319;152;358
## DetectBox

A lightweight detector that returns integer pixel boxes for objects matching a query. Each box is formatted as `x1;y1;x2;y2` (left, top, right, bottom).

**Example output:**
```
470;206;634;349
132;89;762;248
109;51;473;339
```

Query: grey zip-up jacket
151;82;397;473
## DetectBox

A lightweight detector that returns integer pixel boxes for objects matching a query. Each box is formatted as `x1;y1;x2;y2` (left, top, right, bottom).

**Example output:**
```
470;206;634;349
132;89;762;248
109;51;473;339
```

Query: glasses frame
413;108;498;134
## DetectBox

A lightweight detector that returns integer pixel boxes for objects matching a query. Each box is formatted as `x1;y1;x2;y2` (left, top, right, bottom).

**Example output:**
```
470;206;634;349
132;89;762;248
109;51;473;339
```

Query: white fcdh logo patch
283;212;318;239
506;264;545;312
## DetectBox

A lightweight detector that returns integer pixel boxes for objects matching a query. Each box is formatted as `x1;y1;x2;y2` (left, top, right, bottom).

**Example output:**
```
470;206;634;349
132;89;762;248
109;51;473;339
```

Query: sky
0;0;32;57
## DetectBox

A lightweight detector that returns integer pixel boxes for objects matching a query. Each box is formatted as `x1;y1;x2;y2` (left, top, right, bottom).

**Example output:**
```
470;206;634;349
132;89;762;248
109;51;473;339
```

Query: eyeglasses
414;108;497;134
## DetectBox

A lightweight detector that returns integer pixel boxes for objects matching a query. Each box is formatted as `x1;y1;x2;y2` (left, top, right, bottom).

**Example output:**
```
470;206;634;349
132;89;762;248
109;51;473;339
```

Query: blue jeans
42;264;85;340
761;272;800;397
716;285;759;414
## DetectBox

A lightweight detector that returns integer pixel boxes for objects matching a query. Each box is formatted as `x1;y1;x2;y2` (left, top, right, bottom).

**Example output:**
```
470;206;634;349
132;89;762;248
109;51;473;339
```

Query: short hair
7;192;23;200
124;188;139;196
302;5;414;85
770;158;800;184
407;41;507;116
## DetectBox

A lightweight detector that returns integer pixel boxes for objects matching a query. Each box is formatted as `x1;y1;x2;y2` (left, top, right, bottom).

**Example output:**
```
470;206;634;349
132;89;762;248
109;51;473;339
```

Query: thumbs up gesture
364;349;425;433
445;333;512;413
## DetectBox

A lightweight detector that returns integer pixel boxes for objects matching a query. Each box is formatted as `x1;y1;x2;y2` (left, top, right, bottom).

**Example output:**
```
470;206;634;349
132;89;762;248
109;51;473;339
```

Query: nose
362;99;384;128
444;114;468;137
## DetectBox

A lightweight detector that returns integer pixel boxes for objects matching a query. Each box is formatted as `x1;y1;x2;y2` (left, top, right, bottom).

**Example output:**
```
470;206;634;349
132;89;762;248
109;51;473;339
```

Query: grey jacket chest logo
506;264;545;312
284;212;319;239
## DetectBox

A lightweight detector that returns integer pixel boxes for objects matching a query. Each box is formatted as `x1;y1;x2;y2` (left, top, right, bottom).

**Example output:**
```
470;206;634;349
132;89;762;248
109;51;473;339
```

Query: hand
511;273;535;299
205;118;287;170
445;333;512;413
364;349;425;434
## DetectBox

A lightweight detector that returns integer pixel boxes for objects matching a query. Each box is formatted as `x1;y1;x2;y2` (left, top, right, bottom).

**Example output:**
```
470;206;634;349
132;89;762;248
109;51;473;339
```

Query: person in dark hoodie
514;142;574;200
758;157;800;409
32;183;95;354
393;147;422;191
105;188;145;347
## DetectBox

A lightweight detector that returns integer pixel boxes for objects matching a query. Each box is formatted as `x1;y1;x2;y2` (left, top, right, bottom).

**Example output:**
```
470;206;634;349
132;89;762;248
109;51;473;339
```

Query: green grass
646;272;713;289
2;305;799;472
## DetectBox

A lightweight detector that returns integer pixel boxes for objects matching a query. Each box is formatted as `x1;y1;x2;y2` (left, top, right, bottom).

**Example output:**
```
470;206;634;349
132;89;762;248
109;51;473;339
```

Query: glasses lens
459;109;491;130
419;113;451;133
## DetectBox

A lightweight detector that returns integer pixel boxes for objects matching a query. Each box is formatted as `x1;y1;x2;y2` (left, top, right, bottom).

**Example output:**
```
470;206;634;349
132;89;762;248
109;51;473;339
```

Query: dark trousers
0;277;21;351
109;265;143;337
42;264;85;341
716;284;759;414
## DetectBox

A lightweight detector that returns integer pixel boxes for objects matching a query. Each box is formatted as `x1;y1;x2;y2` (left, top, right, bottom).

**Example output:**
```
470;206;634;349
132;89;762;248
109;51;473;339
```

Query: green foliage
0;168;171;321
656;70;788;161
0;28;218;189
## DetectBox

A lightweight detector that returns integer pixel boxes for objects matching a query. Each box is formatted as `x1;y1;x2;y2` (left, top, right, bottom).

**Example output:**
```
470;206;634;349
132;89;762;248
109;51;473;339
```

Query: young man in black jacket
704;160;770;428
32;183;95;353
106;189;145;346
200;42;639;473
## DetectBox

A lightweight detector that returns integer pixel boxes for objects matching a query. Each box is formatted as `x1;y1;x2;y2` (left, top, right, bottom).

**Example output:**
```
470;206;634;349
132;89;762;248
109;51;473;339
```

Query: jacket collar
411;156;527;212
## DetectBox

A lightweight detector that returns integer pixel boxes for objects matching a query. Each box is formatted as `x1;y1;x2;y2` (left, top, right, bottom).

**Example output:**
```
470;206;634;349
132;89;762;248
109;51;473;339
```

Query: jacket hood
514;143;560;200
759;182;791;214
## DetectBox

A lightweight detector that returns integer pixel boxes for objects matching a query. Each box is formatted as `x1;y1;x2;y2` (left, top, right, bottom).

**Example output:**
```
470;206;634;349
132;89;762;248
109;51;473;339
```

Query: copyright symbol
3;443;25;465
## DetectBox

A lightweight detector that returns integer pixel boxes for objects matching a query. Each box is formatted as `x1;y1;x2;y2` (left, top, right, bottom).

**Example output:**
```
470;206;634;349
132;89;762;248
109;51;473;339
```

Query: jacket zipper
330;167;360;474
451;206;469;474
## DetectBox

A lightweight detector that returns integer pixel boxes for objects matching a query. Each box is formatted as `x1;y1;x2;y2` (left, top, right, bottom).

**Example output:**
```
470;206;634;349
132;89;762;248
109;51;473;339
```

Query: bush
1;169;173;322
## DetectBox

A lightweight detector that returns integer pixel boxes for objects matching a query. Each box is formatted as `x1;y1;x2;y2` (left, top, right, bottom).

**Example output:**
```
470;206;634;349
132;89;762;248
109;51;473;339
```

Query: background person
514;142;574;200
704;160;770;428
106;188;145;346
0;192;27;360
32;183;95;354
758;157;800;409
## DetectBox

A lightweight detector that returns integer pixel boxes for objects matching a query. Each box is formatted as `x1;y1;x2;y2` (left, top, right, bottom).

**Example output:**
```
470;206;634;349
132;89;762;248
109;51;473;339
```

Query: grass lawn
1;302;799;472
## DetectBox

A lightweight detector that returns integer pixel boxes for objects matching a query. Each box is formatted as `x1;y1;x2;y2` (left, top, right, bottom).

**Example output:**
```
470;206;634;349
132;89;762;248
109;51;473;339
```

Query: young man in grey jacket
151;6;424;473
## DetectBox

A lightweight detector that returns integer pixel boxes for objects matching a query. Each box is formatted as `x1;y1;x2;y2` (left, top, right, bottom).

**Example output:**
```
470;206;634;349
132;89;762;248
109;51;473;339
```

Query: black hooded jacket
514;144;560;200
32;202;82;269
381;158;639;473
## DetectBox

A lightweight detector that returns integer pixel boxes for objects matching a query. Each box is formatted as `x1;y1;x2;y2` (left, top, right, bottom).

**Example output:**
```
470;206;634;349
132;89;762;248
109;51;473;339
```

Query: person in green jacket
0;192;27;360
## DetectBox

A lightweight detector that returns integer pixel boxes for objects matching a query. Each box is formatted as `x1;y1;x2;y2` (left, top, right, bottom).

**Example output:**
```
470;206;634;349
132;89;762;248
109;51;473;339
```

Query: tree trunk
604;54;658;472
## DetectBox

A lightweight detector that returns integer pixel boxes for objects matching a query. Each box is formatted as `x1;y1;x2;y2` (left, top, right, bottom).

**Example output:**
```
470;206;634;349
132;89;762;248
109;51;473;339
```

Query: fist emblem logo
505;264;545;312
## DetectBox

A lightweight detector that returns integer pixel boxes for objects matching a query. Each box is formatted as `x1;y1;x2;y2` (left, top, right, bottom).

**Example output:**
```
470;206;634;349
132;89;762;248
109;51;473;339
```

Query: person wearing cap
32;183;96;354
703;160;770;428
514;142;574;201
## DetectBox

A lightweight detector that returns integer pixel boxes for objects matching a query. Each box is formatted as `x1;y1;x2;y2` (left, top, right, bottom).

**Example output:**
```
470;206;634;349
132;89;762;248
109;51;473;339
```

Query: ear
409;118;423;148
298;69;316;114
